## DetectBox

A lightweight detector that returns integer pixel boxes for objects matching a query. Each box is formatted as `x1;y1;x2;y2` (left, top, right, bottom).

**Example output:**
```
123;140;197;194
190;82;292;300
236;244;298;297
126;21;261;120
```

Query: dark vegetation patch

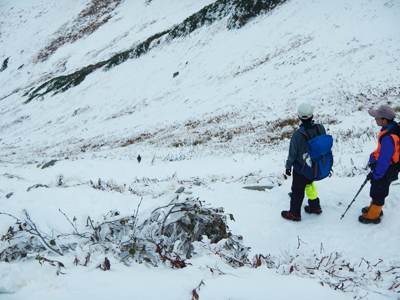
167;0;287;40
103;30;171;70
24;62;108;103
0;57;10;72
23;0;288;102
40;159;58;169
116;112;300;151
234;35;314;77
120;133;154;148
35;0;123;63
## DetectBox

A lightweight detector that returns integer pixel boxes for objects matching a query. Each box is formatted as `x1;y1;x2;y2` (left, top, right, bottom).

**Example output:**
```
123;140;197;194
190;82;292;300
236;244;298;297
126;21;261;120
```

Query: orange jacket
372;129;400;164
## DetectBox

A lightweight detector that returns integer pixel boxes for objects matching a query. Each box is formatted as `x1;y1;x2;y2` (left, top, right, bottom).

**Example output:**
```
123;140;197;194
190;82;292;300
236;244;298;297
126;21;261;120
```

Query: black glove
285;169;292;176
366;172;374;181
368;161;377;169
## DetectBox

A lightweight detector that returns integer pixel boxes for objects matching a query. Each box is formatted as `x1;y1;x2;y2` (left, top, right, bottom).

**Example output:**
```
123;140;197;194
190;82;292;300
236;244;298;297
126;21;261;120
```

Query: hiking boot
358;215;381;224
358;204;382;225
361;200;383;216
304;206;322;214
304;198;322;214
281;210;301;221
361;207;383;216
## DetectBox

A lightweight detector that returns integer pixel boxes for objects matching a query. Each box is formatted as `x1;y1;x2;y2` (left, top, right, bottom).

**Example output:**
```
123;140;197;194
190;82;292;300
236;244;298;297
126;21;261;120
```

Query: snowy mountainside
0;1;400;299
0;0;398;163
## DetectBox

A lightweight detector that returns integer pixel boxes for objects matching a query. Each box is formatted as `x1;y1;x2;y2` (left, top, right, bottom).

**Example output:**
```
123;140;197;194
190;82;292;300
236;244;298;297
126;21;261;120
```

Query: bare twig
206;265;226;275
84;253;91;266
359;258;373;270
22;210;63;256
297;236;307;249
191;280;205;300
59;209;82;236
132;197;143;237
373;259;383;268
0;212;20;221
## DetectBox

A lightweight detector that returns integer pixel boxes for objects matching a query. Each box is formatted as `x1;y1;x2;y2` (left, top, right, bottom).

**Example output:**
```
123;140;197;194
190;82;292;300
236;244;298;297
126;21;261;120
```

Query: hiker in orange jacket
360;105;399;224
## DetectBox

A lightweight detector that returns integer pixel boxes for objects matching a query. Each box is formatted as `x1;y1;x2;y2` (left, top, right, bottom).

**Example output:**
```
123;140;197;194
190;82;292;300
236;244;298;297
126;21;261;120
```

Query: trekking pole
340;177;369;219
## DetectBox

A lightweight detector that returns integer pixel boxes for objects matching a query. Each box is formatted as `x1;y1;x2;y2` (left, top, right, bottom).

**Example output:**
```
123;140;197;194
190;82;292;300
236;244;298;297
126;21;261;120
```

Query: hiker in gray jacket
282;103;326;221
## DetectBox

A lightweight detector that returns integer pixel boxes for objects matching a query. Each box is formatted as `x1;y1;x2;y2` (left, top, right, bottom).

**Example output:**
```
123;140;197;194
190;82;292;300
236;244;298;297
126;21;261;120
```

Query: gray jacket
285;121;326;170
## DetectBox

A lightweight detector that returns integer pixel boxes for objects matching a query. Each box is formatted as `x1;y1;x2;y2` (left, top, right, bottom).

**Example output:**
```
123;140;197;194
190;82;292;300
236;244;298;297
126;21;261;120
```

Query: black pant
290;170;313;216
370;176;391;206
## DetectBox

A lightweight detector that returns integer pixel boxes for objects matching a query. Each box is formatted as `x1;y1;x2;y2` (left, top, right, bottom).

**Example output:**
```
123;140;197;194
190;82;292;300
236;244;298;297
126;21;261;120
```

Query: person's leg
359;177;390;224
290;171;309;216
369;177;390;206
304;182;322;214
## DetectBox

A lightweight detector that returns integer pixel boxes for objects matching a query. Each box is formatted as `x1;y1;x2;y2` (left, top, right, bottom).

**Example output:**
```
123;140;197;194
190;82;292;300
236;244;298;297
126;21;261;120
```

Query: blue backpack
298;124;333;181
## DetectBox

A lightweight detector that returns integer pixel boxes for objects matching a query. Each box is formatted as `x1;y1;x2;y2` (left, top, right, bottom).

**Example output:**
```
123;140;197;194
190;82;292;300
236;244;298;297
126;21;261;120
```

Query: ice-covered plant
0;194;248;269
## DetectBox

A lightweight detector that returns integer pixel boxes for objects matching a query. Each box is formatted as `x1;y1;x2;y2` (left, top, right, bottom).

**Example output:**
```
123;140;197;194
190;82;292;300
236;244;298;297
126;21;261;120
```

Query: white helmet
298;103;313;119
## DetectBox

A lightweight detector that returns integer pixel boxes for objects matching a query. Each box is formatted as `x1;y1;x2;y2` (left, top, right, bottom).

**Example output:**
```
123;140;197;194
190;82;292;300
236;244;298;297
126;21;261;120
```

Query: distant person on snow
282;103;328;221
359;105;399;224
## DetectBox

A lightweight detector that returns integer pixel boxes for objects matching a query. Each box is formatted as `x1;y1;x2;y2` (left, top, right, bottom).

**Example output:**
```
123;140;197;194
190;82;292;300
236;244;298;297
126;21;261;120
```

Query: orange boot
359;204;383;224
362;200;373;213
361;200;383;216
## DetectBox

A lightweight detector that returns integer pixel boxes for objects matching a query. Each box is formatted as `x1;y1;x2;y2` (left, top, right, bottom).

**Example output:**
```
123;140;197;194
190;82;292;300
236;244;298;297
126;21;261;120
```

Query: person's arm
373;136;395;179
285;132;301;170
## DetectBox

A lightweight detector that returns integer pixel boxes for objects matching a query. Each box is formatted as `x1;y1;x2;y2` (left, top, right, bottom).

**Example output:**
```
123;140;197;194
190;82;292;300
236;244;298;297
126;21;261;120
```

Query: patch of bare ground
34;0;123;63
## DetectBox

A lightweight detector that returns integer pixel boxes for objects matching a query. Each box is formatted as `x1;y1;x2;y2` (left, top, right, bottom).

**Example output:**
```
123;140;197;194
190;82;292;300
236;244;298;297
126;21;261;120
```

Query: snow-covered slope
0;0;399;162
0;0;400;299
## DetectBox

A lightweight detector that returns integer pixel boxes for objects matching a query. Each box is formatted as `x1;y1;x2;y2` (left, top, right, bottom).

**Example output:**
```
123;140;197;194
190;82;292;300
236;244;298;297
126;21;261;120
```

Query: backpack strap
379;123;399;143
299;124;322;140
379;123;400;164
315;124;322;136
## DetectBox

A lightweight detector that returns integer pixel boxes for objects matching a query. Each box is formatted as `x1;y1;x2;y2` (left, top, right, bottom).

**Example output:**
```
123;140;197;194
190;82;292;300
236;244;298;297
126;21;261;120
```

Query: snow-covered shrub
0;195;248;269
253;247;400;297
89;178;126;193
